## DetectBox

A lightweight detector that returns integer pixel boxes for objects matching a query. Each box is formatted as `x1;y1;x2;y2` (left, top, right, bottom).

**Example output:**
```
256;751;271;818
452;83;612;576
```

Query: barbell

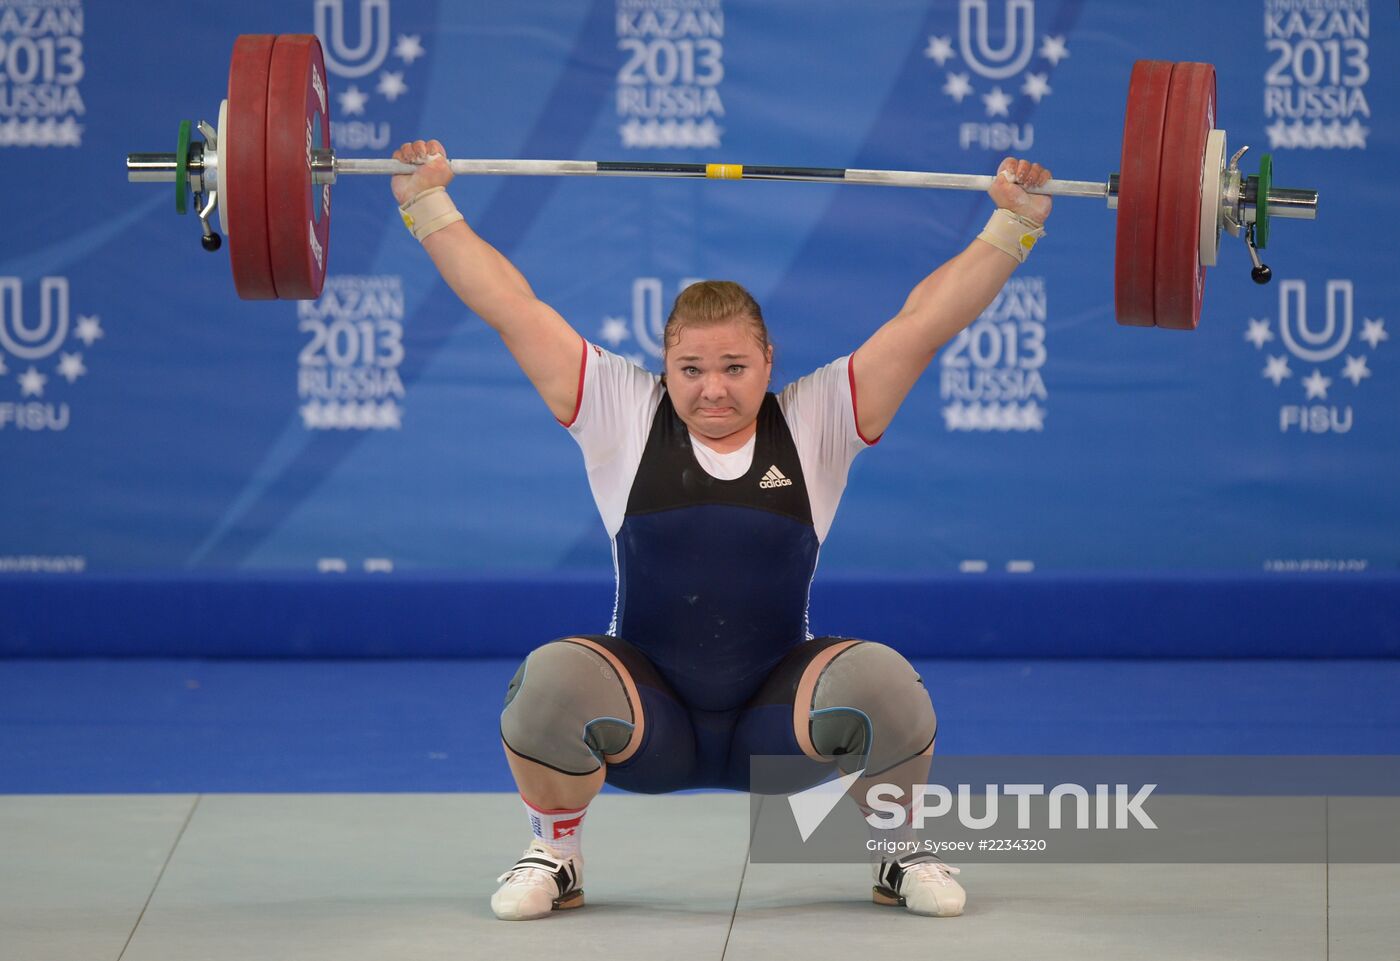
126;34;1319;329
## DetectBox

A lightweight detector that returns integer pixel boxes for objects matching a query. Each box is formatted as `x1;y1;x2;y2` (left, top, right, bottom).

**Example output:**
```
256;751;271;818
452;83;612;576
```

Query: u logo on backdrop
314;0;391;79
1278;280;1352;365
1244;278;1389;434
0;277;69;361
925;0;1065;150
0;275;99;427
959;0;1035;80
595;278;702;367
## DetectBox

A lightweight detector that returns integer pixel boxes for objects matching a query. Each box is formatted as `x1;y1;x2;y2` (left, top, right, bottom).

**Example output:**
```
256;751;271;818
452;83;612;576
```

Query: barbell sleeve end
128;153;179;183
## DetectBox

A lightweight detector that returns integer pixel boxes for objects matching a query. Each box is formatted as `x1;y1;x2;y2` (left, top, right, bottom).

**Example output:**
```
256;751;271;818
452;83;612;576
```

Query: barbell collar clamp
312;148;335;186
195;120;218;196
1245;223;1272;284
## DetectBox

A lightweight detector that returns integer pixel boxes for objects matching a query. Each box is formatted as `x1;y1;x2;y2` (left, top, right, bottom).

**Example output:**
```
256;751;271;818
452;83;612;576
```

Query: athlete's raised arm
849;157;1053;441
391;139;584;424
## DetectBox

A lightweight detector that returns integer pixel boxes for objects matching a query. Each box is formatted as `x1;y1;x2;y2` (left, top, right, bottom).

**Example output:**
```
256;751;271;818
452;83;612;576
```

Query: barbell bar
126;34;1319;328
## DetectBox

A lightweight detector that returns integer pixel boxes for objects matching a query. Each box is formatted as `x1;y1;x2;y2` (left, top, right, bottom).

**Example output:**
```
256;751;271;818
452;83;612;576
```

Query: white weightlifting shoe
872;852;965;917
490;840;585;920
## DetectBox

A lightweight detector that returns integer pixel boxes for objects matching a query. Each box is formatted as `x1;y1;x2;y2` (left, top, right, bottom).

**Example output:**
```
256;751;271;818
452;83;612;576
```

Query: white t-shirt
564;342;876;543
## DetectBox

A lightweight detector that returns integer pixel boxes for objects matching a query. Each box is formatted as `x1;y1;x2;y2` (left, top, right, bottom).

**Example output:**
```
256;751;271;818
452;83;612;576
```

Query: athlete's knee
500;639;636;775
807;641;936;777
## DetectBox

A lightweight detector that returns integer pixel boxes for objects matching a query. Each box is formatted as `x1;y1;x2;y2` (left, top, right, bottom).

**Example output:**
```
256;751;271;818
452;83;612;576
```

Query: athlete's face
664;318;773;450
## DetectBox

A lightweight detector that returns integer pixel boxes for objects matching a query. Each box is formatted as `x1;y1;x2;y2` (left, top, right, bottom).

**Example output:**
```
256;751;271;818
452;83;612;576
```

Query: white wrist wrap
399;186;464;242
977;208;1045;263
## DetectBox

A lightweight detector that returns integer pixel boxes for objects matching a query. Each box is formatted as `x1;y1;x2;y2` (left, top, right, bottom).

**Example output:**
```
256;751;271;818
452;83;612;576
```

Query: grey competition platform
3;792;1397;961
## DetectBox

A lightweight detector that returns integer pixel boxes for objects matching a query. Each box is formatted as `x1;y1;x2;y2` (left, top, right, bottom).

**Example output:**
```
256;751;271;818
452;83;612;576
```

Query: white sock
522;796;588;859
859;798;922;862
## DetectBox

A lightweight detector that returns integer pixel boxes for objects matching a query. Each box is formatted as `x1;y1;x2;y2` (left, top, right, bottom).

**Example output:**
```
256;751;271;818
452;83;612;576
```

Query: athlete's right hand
391;139;453;206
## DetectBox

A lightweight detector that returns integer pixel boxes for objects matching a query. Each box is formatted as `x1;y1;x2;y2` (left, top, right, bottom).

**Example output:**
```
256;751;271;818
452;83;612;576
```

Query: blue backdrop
1;0;1396;656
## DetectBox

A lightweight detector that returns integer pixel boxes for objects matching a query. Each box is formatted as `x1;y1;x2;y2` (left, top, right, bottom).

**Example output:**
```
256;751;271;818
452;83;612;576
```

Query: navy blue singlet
612;391;820;712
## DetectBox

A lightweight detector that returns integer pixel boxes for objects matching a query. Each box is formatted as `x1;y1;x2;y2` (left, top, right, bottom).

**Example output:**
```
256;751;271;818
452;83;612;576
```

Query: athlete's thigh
724;636;859;791
579;635;702;794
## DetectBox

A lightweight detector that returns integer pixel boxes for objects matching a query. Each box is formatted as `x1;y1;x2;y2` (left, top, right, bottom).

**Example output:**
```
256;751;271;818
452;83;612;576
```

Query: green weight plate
175;120;191;215
1256;153;1272;249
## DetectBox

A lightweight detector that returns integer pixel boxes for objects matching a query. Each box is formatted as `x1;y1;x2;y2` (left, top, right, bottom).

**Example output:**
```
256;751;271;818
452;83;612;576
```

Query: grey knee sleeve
809;642;937;777
500;640;636;776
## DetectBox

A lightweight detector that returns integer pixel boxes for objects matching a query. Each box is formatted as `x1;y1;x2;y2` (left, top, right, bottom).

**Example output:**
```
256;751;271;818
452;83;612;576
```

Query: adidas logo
759;465;793;489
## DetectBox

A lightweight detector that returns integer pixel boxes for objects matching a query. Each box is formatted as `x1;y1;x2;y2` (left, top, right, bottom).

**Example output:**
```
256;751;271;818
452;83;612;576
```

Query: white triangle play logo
787;768;865;842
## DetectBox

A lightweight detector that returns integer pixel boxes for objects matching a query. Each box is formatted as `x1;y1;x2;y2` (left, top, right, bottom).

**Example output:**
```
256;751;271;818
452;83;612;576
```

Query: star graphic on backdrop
1039;35;1070;65
1341;119;1369;148
1309;124;1336;148
299;400;322;429
394;34;425;65
1358;317;1387;349
0;354;7;376
941;402;1046;432
56;352;86;384
338;85;369;116
378;401;403;429
982;86;1012;117
943;72;973;103
300;400;405;430
1262;355;1291;386
74;314;103;347
377;72;408;102
690;118;723;148
1267;119;1370;149
599;316;629;347
924;35;955;66
1340;355;1371;386
18;366;46;397
1244;317;1274;349
1302;369;1331;400
1021;73;1051;102
1021;402;1046;431
619;118;722;149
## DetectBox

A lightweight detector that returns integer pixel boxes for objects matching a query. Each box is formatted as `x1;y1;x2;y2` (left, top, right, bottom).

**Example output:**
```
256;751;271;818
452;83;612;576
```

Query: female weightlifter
390;139;1052;921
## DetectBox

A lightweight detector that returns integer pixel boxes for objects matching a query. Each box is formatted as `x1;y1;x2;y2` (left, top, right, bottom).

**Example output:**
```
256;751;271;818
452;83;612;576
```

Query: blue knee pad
500;640;636;776
808;642;937;777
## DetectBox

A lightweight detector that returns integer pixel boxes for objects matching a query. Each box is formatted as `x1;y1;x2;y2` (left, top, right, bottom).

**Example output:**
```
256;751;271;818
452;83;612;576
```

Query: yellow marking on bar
706;163;744;180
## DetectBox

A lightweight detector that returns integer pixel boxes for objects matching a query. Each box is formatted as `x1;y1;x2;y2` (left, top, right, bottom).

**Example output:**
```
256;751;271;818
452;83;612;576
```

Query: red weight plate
227;35;277;300
1114;61;1174;327
266;35;333;300
1153;62;1216;331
